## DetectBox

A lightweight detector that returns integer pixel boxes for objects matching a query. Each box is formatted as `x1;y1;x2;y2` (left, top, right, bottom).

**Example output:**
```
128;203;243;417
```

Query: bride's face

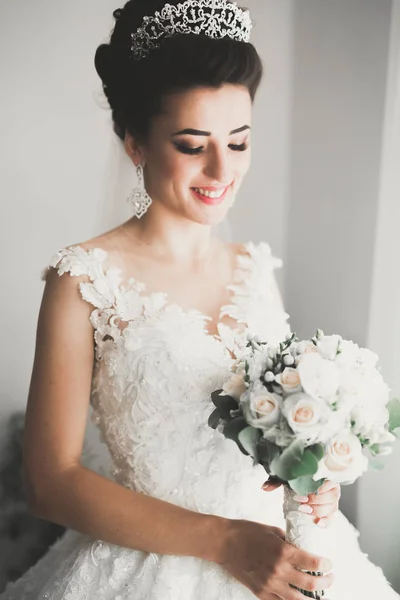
137;84;252;226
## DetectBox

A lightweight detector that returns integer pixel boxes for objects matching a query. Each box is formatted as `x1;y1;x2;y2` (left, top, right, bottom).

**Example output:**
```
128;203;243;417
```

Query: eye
229;143;249;152
173;143;204;155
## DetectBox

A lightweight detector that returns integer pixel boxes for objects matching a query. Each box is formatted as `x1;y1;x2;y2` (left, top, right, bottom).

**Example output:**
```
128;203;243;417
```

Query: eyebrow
171;125;250;137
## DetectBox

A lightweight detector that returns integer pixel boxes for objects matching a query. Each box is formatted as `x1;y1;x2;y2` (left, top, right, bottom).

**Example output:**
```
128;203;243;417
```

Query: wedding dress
1;241;398;600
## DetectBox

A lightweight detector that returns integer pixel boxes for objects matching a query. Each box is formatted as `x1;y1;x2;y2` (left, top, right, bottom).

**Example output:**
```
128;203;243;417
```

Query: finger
270;526;286;541
292;549;332;574
314;517;329;528
301;504;336;519
272;581;307;600
262;481;283;492
316;480;338;494
276;577;326;600
285;569;334;594
307;486;340;506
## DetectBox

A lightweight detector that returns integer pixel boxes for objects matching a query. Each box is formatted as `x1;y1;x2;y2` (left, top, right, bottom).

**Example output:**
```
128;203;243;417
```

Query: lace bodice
41;241;290;518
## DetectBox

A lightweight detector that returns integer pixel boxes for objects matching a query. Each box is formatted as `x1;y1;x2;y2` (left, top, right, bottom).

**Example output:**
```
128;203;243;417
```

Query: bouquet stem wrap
283;485;332;599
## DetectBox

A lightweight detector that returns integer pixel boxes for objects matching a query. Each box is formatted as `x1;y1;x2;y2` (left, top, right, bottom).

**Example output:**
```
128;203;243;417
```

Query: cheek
236;150;251;177
152;149;198;183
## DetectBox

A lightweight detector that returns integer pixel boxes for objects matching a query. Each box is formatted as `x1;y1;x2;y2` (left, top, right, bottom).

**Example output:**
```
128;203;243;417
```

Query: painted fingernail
298;504;313;514
293;495;309;503
317;518;328;528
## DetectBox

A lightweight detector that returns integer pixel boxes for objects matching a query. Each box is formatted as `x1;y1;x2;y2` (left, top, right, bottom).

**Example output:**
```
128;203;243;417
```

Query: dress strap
41;246;117;311
221;241;291;345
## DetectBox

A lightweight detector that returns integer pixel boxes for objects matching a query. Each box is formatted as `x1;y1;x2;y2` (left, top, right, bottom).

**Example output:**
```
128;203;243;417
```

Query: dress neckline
68;241;253;344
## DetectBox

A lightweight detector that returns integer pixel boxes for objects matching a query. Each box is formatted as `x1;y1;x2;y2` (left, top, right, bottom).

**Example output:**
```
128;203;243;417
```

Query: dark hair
95;0;263;141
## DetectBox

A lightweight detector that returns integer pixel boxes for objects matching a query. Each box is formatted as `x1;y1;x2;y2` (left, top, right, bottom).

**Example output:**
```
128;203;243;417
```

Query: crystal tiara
130;0;253;60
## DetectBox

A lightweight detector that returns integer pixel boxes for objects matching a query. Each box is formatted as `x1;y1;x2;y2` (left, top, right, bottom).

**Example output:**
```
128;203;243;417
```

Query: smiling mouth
191;185;231;205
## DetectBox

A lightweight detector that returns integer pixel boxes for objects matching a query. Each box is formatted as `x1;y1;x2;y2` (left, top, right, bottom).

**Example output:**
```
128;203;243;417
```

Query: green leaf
270;439;305;481
258;439;281;466
369;459;385;471
288;477;326;496
291;449;319;478
308;443;325;461
387;398;400;432
238;427;262;463
223;417;249;455
210;390;238;420
208;409;220;430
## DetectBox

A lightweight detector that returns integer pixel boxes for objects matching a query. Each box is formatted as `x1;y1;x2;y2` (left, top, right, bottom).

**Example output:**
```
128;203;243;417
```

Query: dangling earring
127;164;152;218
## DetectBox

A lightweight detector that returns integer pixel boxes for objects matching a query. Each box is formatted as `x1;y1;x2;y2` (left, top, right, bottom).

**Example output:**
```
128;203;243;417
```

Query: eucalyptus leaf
211;390;239;420
387;398;400;432
270;439;305;481
291;449;319;478
258;439;280;466
223;417;249;455
238;427;262;463
288;477;326;496
208;409;221;430
369;460;385;472
308;443;325;462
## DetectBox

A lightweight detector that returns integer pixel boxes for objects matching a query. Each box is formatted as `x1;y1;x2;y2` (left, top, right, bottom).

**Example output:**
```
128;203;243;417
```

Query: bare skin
24;84;335;599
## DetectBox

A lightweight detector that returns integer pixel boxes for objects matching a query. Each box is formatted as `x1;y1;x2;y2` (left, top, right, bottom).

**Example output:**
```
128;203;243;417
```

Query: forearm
29;465;228;563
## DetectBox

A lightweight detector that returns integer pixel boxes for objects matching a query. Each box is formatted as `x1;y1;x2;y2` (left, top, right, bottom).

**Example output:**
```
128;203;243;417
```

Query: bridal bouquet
208;330;400;599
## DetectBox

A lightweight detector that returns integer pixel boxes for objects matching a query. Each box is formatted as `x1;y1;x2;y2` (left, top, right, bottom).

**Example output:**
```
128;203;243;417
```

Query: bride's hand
262;479;341;527
217;519;334;599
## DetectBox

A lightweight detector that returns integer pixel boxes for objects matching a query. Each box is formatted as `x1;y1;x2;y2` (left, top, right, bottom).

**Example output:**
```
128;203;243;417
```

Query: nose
203;145;232;184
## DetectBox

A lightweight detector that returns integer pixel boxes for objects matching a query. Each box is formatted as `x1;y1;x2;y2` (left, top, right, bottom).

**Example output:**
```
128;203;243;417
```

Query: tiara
130;0;253;60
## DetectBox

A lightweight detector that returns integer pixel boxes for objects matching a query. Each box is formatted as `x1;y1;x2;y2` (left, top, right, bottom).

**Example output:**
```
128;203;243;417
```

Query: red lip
191;186;230;206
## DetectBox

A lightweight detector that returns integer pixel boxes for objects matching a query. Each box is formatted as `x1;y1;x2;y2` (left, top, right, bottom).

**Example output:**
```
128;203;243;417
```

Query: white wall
0;0;122;425
284;0;399;590
230;0;294;270
360;0;400;589
0;0;293;425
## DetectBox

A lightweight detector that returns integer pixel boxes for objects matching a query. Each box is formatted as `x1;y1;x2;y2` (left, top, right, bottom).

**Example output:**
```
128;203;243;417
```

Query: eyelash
174;143;249;156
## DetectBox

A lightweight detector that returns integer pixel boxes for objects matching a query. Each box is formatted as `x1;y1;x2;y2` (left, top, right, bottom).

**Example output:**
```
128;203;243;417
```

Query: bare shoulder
65;220;141;266
223;240;250;260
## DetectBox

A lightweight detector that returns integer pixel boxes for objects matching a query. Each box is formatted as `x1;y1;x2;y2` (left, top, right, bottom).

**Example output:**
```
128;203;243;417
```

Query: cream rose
275;368;302;395
282;393;330;442
295;341;318;365
314;432;368;484
221;373;247;402
243;382;282;429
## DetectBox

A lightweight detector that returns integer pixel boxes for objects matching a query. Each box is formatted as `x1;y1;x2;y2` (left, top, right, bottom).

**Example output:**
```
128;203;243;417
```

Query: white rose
294;341;318;365
282;393;330;443
297;353;340;401
358;347;379;369
221;373;247;402
275;368;302;395
339;368;390;434
335;339;360;366
242;382;282;429
314;431;368;484
317;334;342;361
351;404;390;441
366;427;396;447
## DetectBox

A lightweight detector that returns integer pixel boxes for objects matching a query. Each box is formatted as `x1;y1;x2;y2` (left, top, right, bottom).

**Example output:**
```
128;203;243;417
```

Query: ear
124;132;145;167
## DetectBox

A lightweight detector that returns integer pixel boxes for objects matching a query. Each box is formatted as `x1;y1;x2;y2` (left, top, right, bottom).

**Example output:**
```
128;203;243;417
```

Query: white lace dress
1;241;398;600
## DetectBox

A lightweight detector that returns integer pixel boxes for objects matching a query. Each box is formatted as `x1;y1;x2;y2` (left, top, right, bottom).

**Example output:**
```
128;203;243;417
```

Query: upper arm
24;266;95;508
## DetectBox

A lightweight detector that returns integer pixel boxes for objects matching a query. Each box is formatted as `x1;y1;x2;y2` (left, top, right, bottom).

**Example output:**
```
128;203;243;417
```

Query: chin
189;204;233;227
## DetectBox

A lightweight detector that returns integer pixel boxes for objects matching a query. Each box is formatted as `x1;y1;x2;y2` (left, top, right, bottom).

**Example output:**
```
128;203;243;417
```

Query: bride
2;1;399;599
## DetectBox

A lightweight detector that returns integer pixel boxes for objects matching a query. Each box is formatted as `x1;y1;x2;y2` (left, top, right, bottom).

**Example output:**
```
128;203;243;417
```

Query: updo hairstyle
95;0;263;141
